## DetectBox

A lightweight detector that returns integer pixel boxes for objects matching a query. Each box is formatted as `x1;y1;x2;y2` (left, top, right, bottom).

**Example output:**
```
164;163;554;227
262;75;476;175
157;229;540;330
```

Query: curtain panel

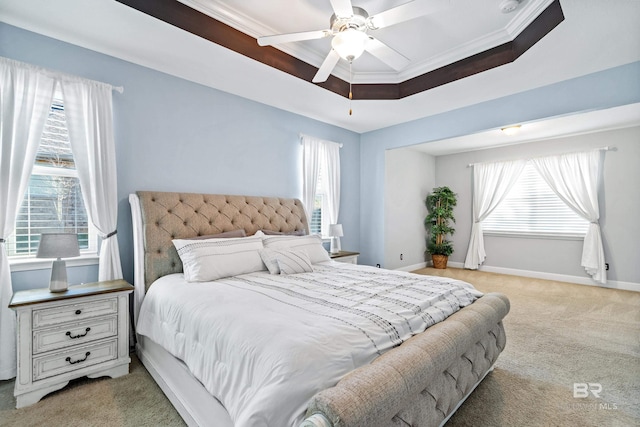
531;150;606;284
463;159;526;269
322;141;341;226
0;57;57;379
61;80;123;281
301;135;322;222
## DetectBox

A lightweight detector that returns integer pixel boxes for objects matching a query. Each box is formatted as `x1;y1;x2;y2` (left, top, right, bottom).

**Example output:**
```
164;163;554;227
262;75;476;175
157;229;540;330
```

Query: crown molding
116;0;564;100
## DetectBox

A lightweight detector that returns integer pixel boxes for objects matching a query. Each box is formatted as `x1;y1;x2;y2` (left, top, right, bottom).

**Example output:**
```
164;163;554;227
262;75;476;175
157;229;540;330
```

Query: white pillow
173;236;265;282
262;234;331;264
277;251;313;275
260;248;313;275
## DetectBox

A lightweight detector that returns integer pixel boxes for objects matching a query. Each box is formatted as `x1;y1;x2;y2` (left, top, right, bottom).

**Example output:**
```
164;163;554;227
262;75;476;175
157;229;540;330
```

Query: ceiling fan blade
257;30;331;47
312;50;341;83
365;37;410;71
329;0;355;18
369;0;450;29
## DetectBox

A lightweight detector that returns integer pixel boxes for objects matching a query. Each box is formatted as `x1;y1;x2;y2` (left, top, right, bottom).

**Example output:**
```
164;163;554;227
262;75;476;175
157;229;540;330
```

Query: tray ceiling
2;0;639;133
116;0;564;99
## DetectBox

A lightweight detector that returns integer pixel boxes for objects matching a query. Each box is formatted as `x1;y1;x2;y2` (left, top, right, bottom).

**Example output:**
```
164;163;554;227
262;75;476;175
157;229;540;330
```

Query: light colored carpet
414;267;640;427
0;355;185;427
0;268;637;426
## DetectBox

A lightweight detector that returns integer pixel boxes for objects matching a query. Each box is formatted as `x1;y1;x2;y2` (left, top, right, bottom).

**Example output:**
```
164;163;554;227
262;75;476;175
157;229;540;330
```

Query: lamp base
49;259;69;293
330;237;341;255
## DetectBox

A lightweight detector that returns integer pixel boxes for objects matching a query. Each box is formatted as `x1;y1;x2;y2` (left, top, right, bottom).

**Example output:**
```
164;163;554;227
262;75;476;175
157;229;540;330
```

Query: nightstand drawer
33;298;118;329
33;315;118;355
33;339;118;381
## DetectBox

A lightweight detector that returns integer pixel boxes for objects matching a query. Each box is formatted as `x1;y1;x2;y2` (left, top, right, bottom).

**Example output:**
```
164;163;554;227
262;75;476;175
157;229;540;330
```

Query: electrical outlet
400;253;403;260
605;263;609;271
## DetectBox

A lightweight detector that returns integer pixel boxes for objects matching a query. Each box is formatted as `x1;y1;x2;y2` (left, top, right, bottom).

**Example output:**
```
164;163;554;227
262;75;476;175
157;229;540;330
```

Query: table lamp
329;224;343;255
36;233;80;293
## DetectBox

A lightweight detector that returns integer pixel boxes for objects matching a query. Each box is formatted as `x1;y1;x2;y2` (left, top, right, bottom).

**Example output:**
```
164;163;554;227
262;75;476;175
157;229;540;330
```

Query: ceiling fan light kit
331;28;369;61
257;0;448;84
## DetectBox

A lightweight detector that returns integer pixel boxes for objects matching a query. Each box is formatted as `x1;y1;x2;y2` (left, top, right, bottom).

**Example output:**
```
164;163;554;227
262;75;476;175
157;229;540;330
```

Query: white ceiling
1;0;640;134
410;102;640;156
184;0;553;84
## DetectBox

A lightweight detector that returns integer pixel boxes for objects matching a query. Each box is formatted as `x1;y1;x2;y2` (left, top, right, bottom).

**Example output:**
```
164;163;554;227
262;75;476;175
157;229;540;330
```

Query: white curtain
0;57;56;379
301;135;322;221
322;141;341;225
464;159;526;269
531;150;606;284
301;134;342;228
61;79;123;281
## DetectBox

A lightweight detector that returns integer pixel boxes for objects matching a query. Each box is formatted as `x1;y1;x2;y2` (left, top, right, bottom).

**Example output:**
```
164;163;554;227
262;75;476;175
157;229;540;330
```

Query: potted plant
425;186;457;269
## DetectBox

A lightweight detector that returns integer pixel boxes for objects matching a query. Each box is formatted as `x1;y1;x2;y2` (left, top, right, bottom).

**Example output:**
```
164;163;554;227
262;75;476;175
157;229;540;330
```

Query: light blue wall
3;22;640;283
360;61;640;267
1;23;361;289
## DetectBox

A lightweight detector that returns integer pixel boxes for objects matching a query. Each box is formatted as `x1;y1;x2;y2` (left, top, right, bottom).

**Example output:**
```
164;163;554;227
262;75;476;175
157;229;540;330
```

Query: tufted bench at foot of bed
302;292;510;427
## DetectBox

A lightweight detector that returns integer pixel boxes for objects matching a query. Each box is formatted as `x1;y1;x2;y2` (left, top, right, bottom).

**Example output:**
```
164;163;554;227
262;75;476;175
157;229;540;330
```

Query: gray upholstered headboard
135;191;309;290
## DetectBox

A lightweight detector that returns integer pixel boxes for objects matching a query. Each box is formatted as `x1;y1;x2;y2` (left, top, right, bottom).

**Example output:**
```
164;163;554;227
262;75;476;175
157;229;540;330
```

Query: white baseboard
442;261;640;292
395;262;428;272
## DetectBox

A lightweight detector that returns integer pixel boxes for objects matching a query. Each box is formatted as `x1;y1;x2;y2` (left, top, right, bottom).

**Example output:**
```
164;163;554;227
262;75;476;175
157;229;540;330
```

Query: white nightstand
9;280;134;408
330;251;360;264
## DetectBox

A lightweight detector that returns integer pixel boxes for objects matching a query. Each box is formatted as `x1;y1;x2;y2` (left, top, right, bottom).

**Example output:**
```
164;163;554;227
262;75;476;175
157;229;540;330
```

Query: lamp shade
36;233;80;259
331;29;369;61
329;224;344;237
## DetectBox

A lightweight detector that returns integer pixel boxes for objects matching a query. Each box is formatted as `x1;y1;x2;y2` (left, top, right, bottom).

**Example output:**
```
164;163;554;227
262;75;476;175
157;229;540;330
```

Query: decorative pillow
276;250;313;275
172;236;265;282
262;234;331;264
260;248;313;275
188;229;246;240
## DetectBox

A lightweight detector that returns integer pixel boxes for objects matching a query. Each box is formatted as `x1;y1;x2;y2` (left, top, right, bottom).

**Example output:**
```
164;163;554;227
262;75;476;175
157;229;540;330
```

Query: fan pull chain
349;60;353;116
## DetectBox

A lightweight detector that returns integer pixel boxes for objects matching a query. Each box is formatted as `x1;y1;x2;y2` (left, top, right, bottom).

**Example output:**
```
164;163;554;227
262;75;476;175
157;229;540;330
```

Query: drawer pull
66;328;91;339
75;309;82;315
66;352;90;365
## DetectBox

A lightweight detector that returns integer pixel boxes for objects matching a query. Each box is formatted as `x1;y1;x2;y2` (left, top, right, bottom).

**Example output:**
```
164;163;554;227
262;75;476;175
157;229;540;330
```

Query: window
301;135;340;238
6;99;96;257
310;163;330;236
483;163;589;238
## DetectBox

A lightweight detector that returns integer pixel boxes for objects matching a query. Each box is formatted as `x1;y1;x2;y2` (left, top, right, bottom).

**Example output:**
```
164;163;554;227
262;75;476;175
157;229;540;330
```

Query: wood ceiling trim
115;0;564;101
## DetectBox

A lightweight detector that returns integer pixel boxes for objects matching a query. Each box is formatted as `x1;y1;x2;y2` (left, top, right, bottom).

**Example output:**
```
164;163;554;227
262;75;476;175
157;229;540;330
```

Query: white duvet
136;262;482;427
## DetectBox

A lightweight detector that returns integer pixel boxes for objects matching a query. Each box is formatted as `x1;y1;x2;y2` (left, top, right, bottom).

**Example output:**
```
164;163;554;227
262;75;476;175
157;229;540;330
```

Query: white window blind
7;99;96;257
483;163;589;237
310;163;329;236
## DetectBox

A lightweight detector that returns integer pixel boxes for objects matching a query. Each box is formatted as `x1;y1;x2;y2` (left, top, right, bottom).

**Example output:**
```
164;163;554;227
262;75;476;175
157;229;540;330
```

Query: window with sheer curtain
301;134;340;238
6;99;97;257
483;163;589;238
310;163;331;236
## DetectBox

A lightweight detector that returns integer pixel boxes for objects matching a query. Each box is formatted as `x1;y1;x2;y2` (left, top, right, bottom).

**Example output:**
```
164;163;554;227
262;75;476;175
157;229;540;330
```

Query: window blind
483;163;589;237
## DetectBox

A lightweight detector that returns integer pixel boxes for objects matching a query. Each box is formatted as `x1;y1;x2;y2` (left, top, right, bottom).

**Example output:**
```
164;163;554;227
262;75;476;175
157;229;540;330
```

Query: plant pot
432;254;448;269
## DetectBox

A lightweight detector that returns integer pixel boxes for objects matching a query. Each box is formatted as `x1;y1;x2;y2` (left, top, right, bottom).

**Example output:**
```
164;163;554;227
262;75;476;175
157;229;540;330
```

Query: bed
129;191;509;427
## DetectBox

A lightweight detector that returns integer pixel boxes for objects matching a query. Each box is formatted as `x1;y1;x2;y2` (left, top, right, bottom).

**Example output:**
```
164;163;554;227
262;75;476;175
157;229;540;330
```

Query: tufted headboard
133;191;309;291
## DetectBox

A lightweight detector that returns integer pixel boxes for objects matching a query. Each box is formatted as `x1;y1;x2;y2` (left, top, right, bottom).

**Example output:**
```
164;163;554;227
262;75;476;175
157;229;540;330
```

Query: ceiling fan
257;0;450;83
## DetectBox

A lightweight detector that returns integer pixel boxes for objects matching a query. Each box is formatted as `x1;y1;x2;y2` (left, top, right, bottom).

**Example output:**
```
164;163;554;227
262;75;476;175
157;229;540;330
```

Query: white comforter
136;262;482;427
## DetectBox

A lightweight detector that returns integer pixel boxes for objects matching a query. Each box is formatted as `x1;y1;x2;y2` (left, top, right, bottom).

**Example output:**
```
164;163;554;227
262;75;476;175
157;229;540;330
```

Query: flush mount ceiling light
257;0;451;83
499;0;522;13
501;125;522;135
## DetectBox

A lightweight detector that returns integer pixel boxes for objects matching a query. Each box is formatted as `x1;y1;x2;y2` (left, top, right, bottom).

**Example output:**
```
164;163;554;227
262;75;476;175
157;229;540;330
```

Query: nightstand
9;279;134;408
330;251;360;264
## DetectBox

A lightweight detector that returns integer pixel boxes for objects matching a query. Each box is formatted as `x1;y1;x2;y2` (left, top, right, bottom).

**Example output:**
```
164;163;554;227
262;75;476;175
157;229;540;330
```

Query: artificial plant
425;186;457;256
